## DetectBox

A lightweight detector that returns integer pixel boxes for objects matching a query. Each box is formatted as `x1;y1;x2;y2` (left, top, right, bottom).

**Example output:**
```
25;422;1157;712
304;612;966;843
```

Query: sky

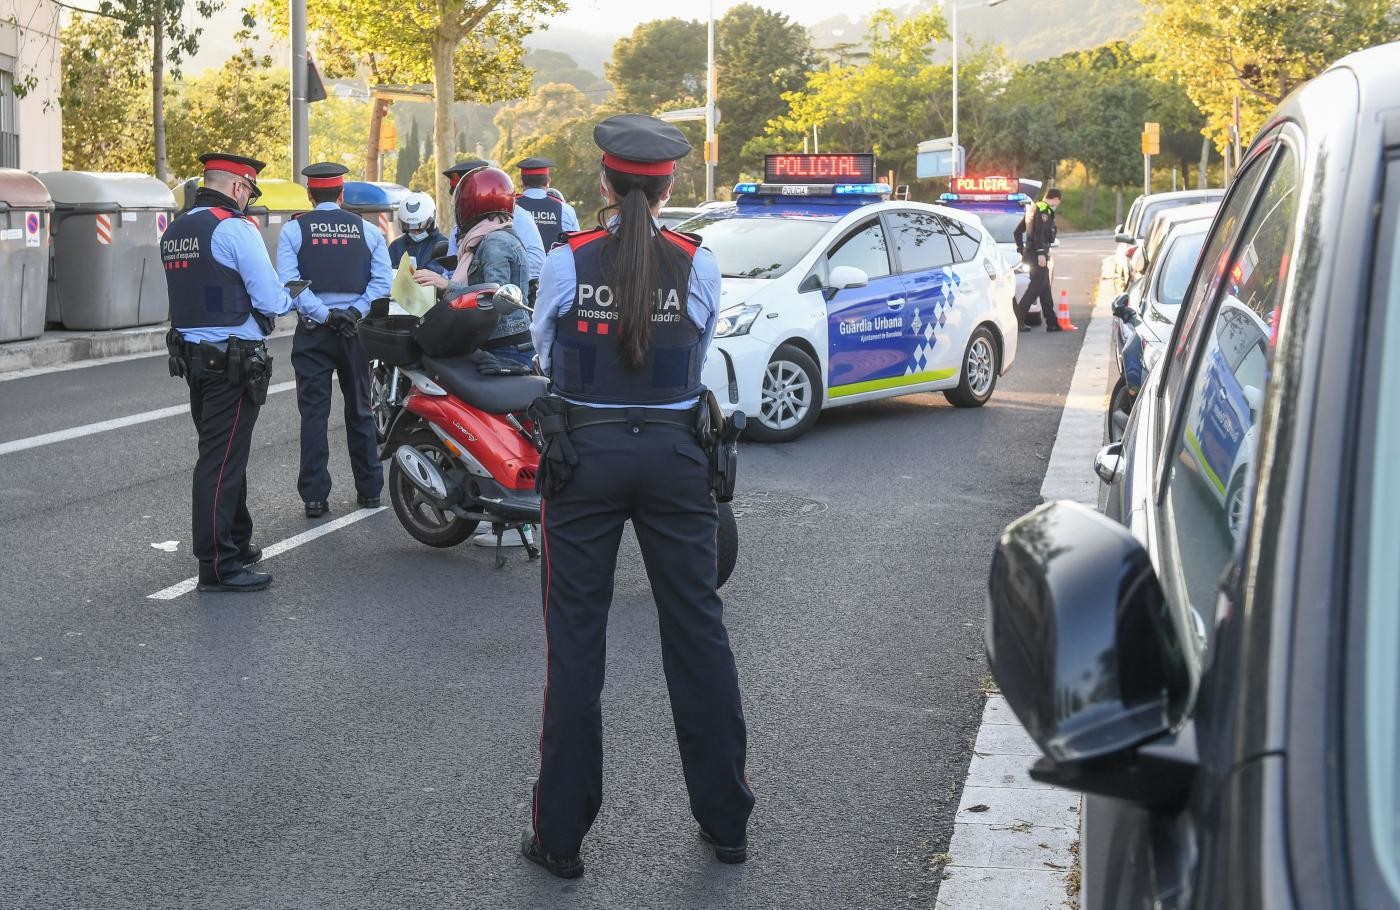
549;0;893;29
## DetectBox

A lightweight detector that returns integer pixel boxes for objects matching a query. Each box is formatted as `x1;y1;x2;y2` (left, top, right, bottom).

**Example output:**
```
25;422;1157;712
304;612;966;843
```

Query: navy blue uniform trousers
291;323;383;503
187;356;259;583
533;421;754;857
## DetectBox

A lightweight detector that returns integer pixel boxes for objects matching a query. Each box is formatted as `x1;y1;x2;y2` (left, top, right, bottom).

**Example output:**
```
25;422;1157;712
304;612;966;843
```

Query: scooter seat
422;354;548;414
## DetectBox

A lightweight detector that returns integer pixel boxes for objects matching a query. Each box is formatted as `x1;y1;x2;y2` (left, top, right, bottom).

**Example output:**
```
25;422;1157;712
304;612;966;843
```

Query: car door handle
886;297;906;310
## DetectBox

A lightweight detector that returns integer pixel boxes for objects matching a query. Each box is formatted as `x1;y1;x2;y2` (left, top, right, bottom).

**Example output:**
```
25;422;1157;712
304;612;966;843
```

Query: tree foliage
491;81;596;163
60;15;153;172
1140;0;1400;150
605;18;707;114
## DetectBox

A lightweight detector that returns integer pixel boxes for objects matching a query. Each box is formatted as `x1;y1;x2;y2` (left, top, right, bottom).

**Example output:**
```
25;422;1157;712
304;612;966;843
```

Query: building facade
0;0;61;171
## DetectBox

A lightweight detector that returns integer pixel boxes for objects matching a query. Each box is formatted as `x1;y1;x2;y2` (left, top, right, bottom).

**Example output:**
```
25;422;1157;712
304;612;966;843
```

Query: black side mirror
1111;292;1135;321
986;501;1197;806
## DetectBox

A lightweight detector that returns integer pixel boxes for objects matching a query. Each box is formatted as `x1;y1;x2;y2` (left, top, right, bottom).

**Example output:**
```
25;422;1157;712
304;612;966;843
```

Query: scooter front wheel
389;428;479;547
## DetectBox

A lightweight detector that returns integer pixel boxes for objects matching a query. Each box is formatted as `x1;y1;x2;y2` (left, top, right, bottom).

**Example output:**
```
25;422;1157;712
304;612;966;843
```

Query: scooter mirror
495;283;526;312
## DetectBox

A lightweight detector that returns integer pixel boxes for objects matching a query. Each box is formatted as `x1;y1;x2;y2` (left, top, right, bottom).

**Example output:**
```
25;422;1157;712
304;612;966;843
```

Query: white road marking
147;507;387;600
0;382;296;456
939;262;1114;909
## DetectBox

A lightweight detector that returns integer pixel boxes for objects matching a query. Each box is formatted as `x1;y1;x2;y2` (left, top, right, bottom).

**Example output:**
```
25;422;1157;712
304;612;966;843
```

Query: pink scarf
451;214;513;283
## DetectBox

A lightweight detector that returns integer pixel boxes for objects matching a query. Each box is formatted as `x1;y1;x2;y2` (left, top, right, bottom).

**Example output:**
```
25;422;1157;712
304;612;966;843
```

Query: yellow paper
391;252;437;317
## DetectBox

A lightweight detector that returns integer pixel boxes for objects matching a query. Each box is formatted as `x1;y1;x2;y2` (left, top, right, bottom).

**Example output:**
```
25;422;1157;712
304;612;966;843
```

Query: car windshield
681;214;834;279
1153;229;1209;318
964;211;1023;244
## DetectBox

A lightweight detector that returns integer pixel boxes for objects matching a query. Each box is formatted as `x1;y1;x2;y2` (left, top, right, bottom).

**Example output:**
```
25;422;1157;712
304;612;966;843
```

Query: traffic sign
917;145;964;179
1141;130;1160;156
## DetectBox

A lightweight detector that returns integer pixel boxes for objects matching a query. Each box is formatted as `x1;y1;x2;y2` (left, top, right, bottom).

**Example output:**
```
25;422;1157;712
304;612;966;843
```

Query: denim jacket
445;228;530;340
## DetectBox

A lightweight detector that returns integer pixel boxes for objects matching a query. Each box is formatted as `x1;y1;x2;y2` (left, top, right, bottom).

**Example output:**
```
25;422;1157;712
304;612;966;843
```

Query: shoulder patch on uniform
660;227;700;257
565;228;608;251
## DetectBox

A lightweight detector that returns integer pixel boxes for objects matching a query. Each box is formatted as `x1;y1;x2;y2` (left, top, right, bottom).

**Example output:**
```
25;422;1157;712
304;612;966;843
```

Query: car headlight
715;303;762;338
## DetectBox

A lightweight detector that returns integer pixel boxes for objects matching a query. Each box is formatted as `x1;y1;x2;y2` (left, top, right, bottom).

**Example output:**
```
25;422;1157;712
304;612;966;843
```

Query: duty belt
564;404;698;432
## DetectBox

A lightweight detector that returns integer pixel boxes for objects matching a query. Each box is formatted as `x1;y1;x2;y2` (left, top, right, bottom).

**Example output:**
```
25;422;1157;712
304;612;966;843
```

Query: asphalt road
0;235;1111;910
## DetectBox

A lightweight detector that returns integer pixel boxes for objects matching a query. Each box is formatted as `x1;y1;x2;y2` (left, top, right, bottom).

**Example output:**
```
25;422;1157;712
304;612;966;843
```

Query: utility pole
291;0;309;182
705;0;716;202
950;0;958;176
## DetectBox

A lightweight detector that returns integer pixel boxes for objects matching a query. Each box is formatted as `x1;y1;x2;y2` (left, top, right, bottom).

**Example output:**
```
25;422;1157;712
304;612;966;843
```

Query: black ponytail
597;167;690;371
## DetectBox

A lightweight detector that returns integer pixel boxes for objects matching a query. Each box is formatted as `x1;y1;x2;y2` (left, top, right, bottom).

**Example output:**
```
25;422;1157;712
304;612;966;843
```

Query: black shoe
520;829;583;879
356;495;381;509
240;545;263;566
196;569;272;593
699;827;748;864
305;501;329;518
1046;326;1062;333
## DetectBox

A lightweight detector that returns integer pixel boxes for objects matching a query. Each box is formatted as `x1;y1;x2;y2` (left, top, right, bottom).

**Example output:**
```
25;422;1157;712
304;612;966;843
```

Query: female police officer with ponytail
519;114;753;878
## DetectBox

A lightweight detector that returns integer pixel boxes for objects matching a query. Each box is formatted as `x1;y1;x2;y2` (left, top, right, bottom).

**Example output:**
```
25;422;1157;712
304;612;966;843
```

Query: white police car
685;154;1019;442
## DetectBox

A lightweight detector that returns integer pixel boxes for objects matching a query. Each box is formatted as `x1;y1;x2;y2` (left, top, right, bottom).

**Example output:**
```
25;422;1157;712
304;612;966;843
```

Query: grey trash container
0;169;54;342
38;172;176;330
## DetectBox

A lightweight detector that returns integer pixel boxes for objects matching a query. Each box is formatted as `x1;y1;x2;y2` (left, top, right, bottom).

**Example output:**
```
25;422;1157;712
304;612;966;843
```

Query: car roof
1152;201;1220;227
1140;189;1226;204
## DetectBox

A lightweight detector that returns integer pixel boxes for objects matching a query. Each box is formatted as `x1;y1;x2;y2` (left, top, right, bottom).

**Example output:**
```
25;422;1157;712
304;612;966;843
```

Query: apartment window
0;69;17;169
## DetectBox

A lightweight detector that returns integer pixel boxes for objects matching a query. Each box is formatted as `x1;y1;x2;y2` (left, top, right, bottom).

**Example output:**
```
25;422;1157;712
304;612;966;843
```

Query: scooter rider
519;114;752;879
443;160;545;287
514;156;579;248
387;191;449;276
277;162;393;518
162;152;295;593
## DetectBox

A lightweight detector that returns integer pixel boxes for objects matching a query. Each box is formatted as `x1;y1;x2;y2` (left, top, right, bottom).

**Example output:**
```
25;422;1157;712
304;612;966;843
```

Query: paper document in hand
392;252;436;316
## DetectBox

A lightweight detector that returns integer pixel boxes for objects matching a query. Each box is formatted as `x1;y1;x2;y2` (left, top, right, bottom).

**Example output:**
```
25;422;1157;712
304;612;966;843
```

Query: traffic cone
1057;290;1078;331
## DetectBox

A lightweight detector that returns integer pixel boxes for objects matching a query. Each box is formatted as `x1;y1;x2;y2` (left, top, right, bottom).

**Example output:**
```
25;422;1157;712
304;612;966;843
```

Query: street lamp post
291;0;309;181
705;0;717;201
949;0;1008;178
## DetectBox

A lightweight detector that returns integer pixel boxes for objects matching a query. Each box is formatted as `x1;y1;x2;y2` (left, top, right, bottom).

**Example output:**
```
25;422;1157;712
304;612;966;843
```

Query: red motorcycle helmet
453;166;516;233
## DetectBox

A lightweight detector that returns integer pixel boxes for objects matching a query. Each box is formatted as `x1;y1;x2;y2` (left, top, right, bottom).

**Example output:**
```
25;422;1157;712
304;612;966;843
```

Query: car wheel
944;326;999;408
1225;468;1248;539
746;343;823;443
1107;380;1133;444
388;428;479;547
716;501;738;589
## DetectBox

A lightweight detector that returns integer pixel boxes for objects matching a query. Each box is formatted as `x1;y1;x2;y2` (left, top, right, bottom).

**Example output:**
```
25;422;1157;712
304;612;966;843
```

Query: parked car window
1163;150;1273;415
884;211;954;272
1359;158;1400;904
1161;144;1299;633
829;218;893;278
1154;228;1209;317
942;215;983;262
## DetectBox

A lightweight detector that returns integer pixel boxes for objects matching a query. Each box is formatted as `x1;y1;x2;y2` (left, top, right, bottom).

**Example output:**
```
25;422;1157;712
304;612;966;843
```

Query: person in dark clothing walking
1014;188;1062;332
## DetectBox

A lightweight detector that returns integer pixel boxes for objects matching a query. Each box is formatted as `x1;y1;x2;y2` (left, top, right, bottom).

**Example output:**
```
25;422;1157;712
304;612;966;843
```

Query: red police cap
595;114;690;176
518;156;553;176
303;161;348;189
199;152;265;180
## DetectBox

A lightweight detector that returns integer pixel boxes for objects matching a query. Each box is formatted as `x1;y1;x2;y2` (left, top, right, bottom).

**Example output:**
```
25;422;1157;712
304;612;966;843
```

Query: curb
0;317;299;378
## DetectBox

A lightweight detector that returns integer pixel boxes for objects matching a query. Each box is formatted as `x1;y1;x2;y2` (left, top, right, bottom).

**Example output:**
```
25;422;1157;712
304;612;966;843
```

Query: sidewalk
935;262;1115;910
0;316;298;378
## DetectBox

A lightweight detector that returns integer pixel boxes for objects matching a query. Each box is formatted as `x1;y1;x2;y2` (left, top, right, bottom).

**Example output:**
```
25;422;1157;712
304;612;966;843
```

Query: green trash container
0;168;54;341
39;172;175;330
343;181;409;244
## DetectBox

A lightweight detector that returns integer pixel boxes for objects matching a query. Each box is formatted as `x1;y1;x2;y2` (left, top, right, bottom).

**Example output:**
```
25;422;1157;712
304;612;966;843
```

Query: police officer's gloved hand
326;308;359;338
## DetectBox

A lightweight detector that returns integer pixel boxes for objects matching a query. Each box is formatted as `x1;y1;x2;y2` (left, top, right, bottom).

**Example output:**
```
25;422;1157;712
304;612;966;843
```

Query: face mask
408;230;429;242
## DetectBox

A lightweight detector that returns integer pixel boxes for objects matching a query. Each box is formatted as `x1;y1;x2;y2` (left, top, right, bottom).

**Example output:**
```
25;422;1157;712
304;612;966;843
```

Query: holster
708;393;745;505
526;395;577;498
241;344;273;405
165;328;188;379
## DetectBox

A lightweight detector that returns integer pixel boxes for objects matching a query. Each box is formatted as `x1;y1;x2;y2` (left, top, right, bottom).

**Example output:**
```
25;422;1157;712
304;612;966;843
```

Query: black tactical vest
516;193;566;246
293;207;372;294
162;207;254;329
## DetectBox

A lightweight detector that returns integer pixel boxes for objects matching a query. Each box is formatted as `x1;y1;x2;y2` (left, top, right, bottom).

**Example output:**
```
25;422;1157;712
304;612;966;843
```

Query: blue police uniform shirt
520;187;580;234
450;207;545;280
178;206;295;343
276;202;393;324
530;224;720;411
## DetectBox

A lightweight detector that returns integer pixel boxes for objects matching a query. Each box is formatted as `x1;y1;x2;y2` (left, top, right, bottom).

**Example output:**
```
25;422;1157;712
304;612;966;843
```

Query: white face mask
408;230;429;242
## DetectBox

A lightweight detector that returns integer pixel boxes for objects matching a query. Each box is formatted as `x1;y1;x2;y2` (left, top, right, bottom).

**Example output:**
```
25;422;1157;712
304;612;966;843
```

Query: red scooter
359;284;738;584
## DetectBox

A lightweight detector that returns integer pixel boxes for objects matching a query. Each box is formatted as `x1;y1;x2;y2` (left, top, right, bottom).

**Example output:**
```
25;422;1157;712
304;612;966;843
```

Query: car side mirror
1115;232;1134;244
1243;384;1263;419
1095;442;1124;484
987;501;1197;806
1115;223;1123;234
826;265;869;294
1111;292;1133;319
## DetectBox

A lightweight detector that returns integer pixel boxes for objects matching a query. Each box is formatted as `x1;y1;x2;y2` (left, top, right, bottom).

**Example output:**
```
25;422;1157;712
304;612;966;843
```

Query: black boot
304;501;329;518
520;829;583;879
197;568;272;593
699;827;748;864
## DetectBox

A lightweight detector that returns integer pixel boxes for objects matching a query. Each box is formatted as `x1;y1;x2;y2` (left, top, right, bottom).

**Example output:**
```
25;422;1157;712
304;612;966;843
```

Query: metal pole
705;0;716;202
1143;154;1150;196
950;0;959;176
291;0;309;181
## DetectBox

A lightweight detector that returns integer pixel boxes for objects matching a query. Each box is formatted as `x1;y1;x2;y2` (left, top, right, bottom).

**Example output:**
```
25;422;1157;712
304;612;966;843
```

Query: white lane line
147;506;387;600
0;382;296;456
939;269;1114;909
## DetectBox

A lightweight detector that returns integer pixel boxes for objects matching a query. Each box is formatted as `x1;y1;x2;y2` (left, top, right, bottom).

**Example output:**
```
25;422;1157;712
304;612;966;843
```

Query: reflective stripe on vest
162;208;254;330
550;228;703;405
294;208;372;294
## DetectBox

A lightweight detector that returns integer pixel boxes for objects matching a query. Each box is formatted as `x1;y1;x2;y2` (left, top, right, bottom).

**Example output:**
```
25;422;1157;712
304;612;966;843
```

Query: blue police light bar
734;182;760;194
834;183;892;195
1008;192;1031;203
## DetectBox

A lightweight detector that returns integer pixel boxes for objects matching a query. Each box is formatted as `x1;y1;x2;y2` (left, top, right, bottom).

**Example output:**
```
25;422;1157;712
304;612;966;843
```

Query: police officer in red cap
519;114;753;878
276;162;392;518
162;152;298;593
514;156;579;248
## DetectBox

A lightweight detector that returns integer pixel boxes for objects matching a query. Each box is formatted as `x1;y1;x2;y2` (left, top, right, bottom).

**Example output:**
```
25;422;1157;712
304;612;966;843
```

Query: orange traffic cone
1057;290;1078;331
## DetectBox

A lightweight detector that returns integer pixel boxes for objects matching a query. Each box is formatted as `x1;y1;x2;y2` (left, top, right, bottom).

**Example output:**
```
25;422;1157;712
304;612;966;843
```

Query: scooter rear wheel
389;428;479;547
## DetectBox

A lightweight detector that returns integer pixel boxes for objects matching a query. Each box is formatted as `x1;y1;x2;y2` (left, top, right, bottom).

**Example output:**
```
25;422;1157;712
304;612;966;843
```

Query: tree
510;111;614;213
715;4;816;187
397;120;422;186
605;18;708;115
98;0;225;181
1140;0;1400;150
60;15;152;172
491;82;596;163
526;48;611;95
164;48;288;179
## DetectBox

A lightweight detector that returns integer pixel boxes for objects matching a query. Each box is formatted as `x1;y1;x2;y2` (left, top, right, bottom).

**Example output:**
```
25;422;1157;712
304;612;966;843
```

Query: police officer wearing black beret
162;153;296;592
514;156;580;248
519;114;753;878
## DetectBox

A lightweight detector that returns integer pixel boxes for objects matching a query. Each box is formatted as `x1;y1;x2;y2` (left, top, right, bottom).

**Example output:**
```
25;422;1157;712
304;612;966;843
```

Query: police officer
1014;187;1062;332
443;160;545;284
386;191;449;276
514;156;579;248
519;114;753;878
276;163;393;518
162;153;296;593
